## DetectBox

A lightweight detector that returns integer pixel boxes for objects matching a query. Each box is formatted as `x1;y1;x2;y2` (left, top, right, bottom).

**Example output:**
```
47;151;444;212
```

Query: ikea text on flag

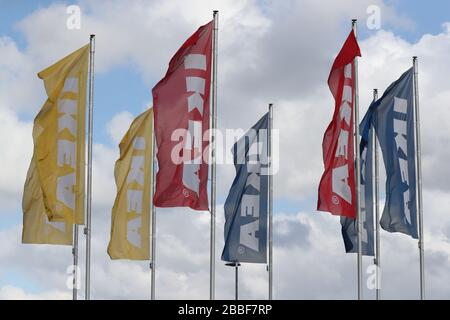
373;68;418;239
22;44;89;244
222;113;269;264
108;108;153;260
318;30;361;218
152;21;213;210
36;45;88;224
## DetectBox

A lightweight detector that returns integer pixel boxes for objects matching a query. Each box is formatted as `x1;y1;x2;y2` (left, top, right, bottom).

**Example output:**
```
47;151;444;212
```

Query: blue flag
221;113;269;263
374;68;418;239
341;105;375;256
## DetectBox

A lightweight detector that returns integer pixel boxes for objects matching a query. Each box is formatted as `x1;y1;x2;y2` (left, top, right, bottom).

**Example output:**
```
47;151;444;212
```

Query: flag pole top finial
373;88;378;94
213;10;218;14
352;19;358;31
413;56;418;61
90;34;95;39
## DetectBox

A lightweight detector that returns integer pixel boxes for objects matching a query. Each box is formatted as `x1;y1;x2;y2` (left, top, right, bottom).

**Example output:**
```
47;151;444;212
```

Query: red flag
317;30;361;218
152;21;213;210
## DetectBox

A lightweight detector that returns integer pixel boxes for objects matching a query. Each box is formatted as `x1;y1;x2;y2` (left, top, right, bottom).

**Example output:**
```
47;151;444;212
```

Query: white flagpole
372;89;381;300
72;225;79;300
84;34;95;300
268;103;274;300
412;56;425;300
150;134;157;300
209;10;219;300
352;19;363;300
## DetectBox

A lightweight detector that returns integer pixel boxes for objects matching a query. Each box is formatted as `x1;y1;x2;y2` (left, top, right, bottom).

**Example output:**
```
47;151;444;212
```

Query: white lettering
184;54;207;70
332;164;352;204
340;101;352;126
393;97;411;224
57;140;76;168
127;156;145;185
57;173;76;209
127;190;143;214
335;129;349;159
240;220;259;252
127;217;142;248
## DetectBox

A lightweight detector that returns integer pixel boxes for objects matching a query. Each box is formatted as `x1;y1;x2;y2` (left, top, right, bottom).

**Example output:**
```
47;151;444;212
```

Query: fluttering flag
373;68;418;239
341;104;375;256
108;108;154;260
222;113;269;263
22;161;73;245
152;21;213;210
22;45;89;245
318;31;361;218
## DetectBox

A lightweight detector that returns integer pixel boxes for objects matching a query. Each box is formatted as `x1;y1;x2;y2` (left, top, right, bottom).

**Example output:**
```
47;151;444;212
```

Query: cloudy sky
1;0;450;300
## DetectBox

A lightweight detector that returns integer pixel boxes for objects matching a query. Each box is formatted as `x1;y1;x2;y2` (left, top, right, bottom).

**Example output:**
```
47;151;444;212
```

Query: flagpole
226;262;240;300
235;263;239;300
84;34;95;300
268;103;274;300
352;19;363;300
72;225;79;300
412;56;425;300
209;10;219;300
150;134;157;300
373;88;381;300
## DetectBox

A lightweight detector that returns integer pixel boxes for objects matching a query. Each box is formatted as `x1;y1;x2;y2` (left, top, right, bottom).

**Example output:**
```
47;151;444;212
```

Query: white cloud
0;286;70;300
106;111;134;145
0;109;32;210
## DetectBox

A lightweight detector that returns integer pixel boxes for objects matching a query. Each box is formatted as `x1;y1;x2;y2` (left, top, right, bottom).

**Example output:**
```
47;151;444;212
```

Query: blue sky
2;0;449;147
1;0;450;299
0;0;450;138
0;0;447;228
1;1;449;229
1;0;447;182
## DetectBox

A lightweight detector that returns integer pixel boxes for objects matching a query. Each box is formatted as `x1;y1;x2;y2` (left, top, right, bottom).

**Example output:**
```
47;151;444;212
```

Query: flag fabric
22;161;73;245
341;104;375;256
22;45;89;245
318;30;361;218
373;68;418;238
221;113;269;264
108;108;154;260
152;21;213;210
23;44;89;225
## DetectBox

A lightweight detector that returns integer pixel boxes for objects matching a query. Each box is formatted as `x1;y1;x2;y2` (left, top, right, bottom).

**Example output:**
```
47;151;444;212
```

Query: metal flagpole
412;56;425;300
84;34;95;300
372;89;381;300
209;10;219;300
72;225;79;300
226;262;240;300
235;263;239;300
268;103;274;300
352;19;363;300
150;134;157;300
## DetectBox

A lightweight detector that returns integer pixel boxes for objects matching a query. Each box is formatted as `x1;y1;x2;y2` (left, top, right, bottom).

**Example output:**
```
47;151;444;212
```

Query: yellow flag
22;45;89;245
32;44;89;225
22;160;73;245
108;108;153;260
